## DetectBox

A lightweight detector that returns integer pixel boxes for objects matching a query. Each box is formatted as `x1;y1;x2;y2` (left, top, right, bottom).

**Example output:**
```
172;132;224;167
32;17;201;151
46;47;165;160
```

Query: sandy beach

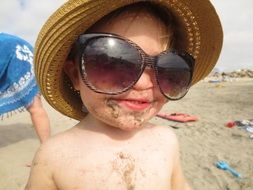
0;79;253;190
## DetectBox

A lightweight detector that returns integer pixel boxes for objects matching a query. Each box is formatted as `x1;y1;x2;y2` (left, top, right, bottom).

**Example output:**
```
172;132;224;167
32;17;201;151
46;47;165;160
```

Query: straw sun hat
35;0;223;120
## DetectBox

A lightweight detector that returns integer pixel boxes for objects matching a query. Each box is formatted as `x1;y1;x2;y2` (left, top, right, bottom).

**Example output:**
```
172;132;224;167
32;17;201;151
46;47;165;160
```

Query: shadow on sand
0;123;37;148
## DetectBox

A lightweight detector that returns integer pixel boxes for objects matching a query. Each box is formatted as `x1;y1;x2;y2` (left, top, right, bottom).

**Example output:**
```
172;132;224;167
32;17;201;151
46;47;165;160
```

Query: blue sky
1;0;252;71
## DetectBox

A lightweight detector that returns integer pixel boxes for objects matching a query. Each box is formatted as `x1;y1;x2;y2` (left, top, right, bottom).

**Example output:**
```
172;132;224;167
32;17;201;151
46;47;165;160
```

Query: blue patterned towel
0;32;39;117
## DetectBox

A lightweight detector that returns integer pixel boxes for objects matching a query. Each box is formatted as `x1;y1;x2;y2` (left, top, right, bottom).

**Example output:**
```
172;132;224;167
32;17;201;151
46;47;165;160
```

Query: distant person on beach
0;32;50;144
26;0;223;189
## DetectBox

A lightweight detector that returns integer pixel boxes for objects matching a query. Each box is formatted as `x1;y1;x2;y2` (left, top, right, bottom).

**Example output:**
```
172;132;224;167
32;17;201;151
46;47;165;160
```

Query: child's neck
78;114;144;140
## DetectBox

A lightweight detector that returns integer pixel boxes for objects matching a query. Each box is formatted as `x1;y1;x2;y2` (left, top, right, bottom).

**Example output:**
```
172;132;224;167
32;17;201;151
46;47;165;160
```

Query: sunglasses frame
74;33;195;100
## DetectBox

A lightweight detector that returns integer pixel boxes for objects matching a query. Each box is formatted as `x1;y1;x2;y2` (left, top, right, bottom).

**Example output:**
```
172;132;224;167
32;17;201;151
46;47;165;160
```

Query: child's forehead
107;8;160;22
89;8;166;34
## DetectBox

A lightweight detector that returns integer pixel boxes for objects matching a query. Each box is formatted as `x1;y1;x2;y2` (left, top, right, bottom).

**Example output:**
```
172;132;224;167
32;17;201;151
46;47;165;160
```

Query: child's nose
132;69;156;90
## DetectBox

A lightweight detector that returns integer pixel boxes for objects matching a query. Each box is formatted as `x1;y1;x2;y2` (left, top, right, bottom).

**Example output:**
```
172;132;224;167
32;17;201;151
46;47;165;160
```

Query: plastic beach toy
246;126;253;133
156;113;198;123
226;121;236;128
215;160;242;178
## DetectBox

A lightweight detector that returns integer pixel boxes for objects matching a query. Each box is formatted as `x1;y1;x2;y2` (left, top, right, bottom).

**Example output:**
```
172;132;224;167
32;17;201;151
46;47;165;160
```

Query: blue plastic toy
215;160;242;178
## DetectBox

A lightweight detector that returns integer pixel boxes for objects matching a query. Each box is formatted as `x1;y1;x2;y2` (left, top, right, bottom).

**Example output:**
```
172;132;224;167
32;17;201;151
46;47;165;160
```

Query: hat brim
35;0;223;120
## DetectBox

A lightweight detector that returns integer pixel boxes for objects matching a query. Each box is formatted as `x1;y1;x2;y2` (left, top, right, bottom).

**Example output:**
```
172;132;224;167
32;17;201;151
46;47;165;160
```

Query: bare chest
54;145;173;190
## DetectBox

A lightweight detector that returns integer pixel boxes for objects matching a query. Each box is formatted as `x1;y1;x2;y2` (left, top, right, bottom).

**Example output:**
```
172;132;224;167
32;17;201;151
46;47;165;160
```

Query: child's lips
113;98;152;111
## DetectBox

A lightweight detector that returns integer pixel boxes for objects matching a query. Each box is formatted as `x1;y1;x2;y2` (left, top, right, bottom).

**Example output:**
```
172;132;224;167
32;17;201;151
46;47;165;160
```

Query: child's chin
113;119;146;131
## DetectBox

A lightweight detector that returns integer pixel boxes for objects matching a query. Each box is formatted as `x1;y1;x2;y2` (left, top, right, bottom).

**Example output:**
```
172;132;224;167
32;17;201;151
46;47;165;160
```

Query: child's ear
64;60;81;90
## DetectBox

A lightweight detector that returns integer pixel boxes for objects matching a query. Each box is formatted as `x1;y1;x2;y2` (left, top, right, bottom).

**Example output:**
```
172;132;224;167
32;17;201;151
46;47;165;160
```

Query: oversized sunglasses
74;33;195;100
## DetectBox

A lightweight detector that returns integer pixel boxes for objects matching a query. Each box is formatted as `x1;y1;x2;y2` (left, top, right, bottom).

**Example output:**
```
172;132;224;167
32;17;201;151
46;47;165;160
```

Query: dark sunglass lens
82;37;142;93
157;52;192;99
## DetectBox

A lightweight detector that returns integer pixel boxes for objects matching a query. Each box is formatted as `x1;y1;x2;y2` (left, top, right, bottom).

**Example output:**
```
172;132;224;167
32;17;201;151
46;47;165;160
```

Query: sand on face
0;79;253;190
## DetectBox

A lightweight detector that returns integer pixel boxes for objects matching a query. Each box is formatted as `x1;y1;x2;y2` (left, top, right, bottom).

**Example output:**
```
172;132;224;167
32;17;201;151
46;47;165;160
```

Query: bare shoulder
147;124;179;146
153;124;178;136
25;129;76;190
38;132;70;155
35;127;79;161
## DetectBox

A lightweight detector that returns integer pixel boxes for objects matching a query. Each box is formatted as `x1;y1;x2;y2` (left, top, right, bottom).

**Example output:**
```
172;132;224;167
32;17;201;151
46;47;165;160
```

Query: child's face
70;10;168;130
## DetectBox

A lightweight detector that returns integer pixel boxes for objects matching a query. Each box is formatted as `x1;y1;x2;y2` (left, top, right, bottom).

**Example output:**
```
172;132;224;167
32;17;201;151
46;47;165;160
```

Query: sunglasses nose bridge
143;56;156;70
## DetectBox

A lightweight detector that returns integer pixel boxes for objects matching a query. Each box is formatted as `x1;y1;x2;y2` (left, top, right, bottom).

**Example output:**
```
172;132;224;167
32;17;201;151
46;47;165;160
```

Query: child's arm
171;138;191;190
25;145;57;190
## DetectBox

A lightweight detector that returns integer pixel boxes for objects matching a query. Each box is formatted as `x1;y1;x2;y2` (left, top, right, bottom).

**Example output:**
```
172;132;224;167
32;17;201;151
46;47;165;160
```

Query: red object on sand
156;112;198;123
226;121;236;128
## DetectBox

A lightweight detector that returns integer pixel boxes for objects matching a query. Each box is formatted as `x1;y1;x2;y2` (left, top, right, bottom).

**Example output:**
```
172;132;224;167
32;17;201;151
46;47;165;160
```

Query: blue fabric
0;32;39;116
